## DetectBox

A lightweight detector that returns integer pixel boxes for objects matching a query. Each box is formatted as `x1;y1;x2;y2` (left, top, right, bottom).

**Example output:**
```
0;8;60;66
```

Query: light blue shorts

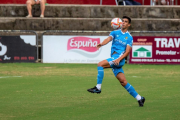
106;53;125;77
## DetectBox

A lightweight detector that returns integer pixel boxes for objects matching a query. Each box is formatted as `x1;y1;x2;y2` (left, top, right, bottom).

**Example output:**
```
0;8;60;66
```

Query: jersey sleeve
109;31;115;39
127;36;133;47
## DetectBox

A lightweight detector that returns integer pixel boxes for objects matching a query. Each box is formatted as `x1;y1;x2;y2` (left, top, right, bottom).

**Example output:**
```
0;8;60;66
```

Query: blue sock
124;83;138;98
97;66;104;84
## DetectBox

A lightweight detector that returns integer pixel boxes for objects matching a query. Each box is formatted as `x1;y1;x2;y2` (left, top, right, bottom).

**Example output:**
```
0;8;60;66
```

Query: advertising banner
42;35;112;63
0;36;37;63
129;36;180;64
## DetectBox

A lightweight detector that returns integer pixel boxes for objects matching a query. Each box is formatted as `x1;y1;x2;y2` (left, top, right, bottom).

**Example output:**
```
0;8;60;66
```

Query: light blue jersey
106;29;133;76
109;29;133;56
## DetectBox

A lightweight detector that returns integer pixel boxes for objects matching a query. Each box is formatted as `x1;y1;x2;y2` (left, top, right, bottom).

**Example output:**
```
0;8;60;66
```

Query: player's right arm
96;36;113;49
97;30;115;49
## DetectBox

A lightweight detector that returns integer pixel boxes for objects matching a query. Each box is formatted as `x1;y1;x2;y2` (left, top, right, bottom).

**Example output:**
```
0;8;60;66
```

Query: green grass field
0;63;180;120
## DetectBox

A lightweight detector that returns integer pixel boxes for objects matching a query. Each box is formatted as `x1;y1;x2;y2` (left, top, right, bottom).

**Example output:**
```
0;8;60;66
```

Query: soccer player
87;16;145;107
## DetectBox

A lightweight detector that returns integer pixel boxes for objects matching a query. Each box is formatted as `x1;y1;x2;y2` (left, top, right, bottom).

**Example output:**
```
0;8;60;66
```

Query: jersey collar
120;29;128;34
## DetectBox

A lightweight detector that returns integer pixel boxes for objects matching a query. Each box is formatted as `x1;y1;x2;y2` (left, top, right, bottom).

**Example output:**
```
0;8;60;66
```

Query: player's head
122;16;131;29
123;16;131;24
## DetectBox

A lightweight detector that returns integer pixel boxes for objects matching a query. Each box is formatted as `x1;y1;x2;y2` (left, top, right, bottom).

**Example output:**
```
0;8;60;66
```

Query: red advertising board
0;0;149;5
129;36;180;64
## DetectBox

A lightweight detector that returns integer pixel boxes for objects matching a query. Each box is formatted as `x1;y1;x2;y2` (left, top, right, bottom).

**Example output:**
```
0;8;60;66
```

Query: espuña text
70;39;98;48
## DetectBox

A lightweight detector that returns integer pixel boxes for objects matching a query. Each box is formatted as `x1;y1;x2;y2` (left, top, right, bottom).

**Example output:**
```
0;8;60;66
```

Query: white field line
0;76;22;79
132;76;138;77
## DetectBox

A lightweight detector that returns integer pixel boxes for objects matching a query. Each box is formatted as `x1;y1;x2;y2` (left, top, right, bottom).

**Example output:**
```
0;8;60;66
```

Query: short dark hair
123;16;131;23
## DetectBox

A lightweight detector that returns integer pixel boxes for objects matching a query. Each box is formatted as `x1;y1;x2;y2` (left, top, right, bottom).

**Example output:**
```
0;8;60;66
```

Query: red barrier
0;0;146;5
0;0;115;4
0;0;178;5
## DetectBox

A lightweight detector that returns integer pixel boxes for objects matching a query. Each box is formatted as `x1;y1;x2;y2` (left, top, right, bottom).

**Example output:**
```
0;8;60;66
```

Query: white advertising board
42;35;112;63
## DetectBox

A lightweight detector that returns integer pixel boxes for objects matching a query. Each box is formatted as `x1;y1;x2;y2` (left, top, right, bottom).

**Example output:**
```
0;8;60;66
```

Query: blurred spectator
161;0;167;5
153;0;167;5
119;0;141;5
26;0;46;18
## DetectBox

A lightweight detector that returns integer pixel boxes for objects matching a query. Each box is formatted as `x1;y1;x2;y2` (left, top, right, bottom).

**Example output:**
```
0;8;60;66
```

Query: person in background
119;0;141;5
26;0;46;18
154;0;167;5
160;0;167;5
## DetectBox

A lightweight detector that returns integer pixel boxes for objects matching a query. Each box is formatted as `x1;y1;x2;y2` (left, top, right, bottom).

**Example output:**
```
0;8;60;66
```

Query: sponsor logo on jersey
114;39;126;46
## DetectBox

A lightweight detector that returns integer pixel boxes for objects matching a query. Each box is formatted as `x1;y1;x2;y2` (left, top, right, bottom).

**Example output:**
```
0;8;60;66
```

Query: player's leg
40;0;46;17
87;53;125;93
87;59;110;94
26;0;36;17
96;60;111;89
116;72;145;107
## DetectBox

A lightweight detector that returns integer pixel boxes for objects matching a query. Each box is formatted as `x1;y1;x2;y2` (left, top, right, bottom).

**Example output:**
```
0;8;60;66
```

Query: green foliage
0;63;180;120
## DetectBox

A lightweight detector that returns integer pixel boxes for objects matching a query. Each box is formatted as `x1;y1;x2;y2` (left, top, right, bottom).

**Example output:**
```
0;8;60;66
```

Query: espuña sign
67;37;100;52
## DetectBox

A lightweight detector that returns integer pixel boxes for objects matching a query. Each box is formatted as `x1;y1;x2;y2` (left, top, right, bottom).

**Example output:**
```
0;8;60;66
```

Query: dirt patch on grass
0;68;97;77
39;67;56;69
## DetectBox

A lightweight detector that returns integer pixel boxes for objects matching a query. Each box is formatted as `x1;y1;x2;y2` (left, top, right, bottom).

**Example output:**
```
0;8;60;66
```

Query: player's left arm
113;45;132;65
113;36;133;65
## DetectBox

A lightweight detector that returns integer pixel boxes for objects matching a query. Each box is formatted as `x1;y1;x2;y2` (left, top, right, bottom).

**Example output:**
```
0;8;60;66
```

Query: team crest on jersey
125;37;128;40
